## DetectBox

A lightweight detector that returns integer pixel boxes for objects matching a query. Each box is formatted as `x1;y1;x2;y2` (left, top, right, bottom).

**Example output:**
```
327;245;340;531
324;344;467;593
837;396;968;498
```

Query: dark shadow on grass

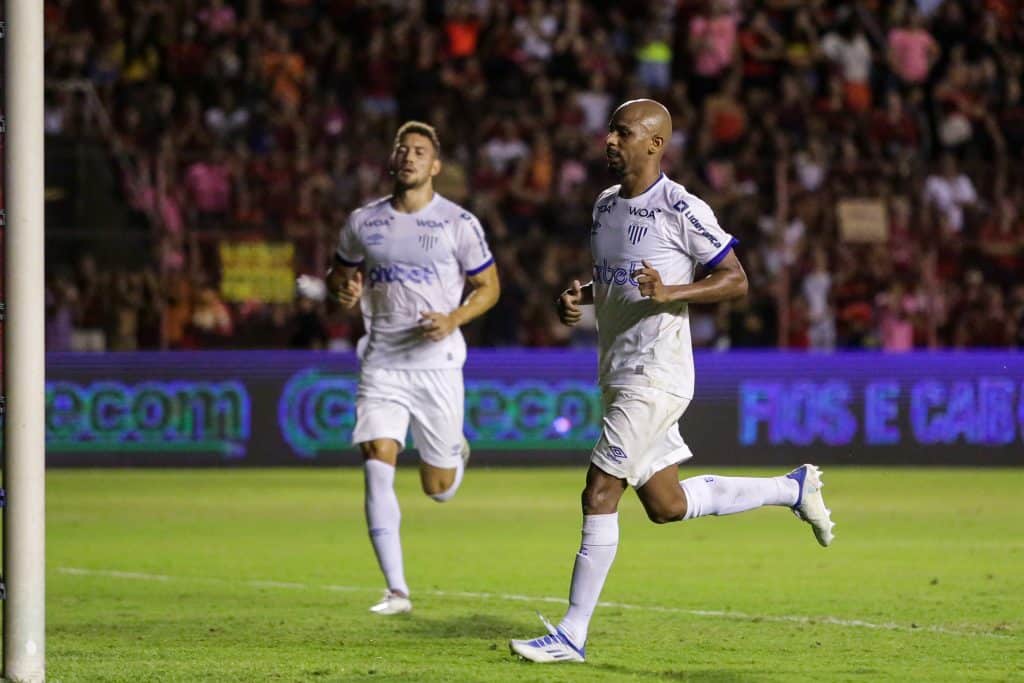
396;612;531;640
589;662;772;682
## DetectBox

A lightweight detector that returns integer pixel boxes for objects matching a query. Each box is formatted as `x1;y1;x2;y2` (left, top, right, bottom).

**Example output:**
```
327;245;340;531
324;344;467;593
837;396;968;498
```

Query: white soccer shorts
590;385;694;488
353;367;465;469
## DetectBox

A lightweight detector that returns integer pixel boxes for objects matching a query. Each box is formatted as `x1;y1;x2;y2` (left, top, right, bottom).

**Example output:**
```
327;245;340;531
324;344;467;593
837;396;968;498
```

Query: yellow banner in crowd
219;242;295;303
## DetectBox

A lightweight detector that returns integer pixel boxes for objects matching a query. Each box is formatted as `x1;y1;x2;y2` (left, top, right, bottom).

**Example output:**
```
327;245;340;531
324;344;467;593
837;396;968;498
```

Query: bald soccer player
509;100;835;663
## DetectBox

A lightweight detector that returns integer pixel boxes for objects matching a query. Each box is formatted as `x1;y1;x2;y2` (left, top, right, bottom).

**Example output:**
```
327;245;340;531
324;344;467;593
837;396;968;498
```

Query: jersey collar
618;173;665;200
388;192;440;217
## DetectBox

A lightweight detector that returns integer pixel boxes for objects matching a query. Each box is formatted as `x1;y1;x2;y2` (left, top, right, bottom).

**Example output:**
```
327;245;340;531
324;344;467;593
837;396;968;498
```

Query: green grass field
28;467;1024;681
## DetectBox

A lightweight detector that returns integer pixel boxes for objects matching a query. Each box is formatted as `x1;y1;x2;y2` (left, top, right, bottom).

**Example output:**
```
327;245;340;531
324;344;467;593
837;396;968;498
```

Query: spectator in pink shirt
130;164;185;238
877;284;917;352
185;146;233;226
887;12;939;86
688;0;738;102
197;0;237;37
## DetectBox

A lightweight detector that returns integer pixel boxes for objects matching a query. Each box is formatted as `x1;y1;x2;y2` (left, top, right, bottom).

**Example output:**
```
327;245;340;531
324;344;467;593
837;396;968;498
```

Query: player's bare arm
325;256;363;309
420;262;500;341
633;250;748;304
557;279;594;326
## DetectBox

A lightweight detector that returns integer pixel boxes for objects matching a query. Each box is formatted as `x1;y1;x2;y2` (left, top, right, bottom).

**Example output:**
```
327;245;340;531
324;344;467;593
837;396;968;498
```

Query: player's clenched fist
335;271;363;308
419;311;457;341
633;260;671;303
557;279;584;326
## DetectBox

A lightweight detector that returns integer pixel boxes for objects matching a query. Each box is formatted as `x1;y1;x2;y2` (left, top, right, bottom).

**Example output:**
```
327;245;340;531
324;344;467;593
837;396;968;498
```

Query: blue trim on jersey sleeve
465;257;494;276
704;237;739;268
335;252;364;267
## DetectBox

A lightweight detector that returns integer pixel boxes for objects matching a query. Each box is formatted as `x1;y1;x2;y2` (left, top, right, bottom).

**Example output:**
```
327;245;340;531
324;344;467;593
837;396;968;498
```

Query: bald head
612;99;672;143
605;99;672;180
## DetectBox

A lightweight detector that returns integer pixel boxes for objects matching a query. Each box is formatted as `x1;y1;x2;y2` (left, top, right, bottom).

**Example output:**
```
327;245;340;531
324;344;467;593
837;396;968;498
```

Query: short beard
394;174;428;192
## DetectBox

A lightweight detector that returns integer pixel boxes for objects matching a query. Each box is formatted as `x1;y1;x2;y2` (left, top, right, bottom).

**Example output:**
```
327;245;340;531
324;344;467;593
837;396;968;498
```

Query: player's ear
649;134;664;155
430;157;442;178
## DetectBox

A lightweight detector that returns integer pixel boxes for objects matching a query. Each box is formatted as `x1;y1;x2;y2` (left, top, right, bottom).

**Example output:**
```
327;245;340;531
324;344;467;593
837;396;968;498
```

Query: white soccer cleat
509;614;585;663
787;464;835;547
369;590;412;615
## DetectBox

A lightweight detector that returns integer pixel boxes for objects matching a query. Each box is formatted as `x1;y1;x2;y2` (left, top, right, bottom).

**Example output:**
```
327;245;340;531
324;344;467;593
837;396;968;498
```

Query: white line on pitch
57;567;1012;640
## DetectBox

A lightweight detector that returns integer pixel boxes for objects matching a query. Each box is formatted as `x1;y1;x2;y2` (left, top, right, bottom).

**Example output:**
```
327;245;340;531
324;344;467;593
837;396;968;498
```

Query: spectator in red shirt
740;10;784;90
870;90;919;156
444;1;481;59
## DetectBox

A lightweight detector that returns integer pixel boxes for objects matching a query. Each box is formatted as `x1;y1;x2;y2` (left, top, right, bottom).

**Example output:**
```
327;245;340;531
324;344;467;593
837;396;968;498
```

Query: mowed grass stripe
57;565;1012;639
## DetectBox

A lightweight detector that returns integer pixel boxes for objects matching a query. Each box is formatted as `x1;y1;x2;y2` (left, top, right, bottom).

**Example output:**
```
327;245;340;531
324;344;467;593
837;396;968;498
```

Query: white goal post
3;0;46;681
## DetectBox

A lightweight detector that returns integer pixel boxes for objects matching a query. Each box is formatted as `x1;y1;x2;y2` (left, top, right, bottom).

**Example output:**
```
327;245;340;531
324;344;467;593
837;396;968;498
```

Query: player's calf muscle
580;486;623;514
640;497;687;524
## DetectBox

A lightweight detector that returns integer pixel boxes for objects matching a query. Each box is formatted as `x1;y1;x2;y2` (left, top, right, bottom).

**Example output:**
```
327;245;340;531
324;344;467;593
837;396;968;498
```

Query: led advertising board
43;351;1023;466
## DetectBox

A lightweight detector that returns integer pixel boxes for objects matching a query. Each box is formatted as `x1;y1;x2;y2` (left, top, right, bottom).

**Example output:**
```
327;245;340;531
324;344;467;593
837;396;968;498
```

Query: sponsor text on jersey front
590;173;737;398
336;193;494;369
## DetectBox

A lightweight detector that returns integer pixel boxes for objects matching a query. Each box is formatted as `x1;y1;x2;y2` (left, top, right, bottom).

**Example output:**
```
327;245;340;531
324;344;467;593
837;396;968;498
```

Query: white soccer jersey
336;193;494;370
590;173;737;399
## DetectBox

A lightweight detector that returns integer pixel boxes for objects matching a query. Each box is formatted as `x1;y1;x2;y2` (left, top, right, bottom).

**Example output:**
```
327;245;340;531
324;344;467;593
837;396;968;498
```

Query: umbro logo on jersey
627;224;648;245
672;199;689;212
418;234;438;250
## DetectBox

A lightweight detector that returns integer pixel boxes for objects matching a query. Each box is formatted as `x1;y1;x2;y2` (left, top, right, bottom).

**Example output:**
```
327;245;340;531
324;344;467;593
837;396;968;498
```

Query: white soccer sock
364;459;409;596
428;460;464;503
680;474;799;520
558;513;619;647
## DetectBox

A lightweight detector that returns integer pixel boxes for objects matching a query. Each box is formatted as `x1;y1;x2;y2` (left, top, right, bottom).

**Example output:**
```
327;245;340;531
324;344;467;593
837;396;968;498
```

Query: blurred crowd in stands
37;0;1024;351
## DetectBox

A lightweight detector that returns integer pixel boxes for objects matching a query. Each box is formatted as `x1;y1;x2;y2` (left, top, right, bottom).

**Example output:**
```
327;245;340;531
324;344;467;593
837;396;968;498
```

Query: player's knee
421;476;442;494
421;470;457;500
361;440;398;463
581;487;617;515
428;488;456;503
644;500;686;524
422;480;451;500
